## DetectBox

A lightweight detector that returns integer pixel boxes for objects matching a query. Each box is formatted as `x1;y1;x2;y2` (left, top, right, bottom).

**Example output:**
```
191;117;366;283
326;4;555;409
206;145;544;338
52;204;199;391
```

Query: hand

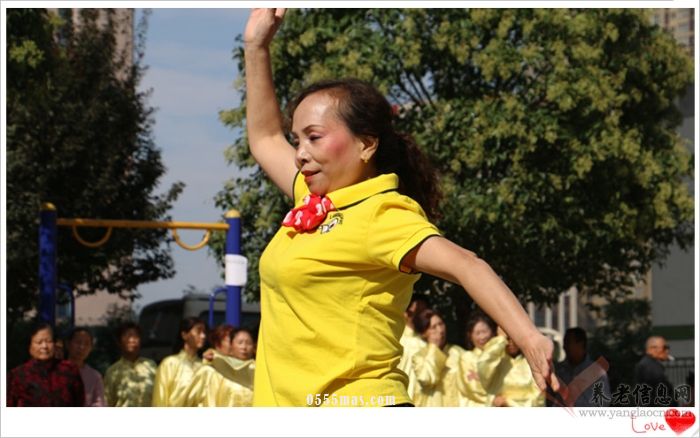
520;332;561;393
426;331;443;347
244;8;286;49
492;395;508;407
202;348;215;362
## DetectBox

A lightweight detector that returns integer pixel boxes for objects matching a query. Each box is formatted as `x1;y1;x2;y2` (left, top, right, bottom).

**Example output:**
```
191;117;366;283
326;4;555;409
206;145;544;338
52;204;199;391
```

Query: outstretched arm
243;8;297;198
402;236;561;393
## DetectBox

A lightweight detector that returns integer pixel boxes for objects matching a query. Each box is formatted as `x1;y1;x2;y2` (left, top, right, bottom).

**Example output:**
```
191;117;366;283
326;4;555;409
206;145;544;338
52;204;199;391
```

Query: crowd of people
397;296;693;408
401;298;551;407
7;318;256;407
6;299;691;408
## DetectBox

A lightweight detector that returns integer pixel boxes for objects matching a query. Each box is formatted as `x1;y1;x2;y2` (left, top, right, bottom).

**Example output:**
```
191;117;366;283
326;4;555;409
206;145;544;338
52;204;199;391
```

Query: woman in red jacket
7;322;85;407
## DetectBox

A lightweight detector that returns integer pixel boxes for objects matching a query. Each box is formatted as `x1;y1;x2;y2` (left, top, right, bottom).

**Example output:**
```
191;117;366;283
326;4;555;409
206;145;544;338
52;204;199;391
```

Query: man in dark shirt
634;336;675;407
554;327;611;407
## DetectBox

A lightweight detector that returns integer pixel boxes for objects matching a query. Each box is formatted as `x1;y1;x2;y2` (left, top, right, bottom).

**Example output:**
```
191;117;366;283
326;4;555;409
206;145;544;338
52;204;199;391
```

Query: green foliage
6;9;183;330
214;9;693;314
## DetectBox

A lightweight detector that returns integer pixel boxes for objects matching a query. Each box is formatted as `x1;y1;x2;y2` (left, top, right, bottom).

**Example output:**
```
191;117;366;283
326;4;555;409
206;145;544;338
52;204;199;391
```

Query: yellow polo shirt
254;173;440;406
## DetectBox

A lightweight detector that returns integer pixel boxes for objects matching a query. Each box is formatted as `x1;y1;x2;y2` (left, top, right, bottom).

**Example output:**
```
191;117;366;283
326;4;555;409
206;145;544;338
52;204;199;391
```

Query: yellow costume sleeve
152;357;176;407
181;352;256;407
502;356;545;407
212;355;255;389
398;331;426;400
412;343;447;389
476;336;509;394
184;365;217;407
441;345;465;407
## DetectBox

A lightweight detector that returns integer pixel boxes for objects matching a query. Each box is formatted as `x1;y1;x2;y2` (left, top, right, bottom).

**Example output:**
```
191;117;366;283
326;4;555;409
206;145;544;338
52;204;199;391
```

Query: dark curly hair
286;78;442;221
172;317;206;354
413;308;443;336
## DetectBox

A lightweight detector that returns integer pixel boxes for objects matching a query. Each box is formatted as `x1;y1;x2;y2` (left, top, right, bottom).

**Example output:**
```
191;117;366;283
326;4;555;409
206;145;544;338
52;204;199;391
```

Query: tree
214;9;693;333
6;9;183;330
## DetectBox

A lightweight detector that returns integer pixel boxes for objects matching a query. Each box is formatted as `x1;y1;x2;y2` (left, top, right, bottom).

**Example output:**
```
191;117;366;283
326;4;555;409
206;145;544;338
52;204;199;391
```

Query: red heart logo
664;409;696;435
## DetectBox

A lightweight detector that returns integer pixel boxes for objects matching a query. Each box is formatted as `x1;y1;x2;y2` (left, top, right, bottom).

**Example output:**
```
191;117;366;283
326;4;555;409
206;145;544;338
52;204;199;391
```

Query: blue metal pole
224;210;242;327
208;287;227;328
39;203;57;327
58;283;75;330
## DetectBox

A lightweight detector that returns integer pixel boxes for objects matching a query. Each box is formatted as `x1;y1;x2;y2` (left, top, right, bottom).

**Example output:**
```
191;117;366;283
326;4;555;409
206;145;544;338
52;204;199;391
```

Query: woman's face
67;330;93;363
29;328;55;361
291;92;368;195
423;315;447;349
230;331;255;360
120;328;141;356
183;323;207;351
469;320;494;350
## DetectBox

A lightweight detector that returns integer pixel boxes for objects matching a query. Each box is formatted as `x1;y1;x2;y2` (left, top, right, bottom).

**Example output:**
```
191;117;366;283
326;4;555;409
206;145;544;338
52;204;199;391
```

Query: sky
133;8;251;310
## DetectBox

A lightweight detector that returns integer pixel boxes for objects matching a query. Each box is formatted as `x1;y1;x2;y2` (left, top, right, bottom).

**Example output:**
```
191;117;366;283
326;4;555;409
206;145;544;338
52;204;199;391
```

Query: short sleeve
366;196;441;272
292;171;309;206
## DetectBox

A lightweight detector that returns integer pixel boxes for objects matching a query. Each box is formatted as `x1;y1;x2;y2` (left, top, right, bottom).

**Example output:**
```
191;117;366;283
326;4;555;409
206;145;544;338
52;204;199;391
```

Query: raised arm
402;236;561;393
243;8;298;198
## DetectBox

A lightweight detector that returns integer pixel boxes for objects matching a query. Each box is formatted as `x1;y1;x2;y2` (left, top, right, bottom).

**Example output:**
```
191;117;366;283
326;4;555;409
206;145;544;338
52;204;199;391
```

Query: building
47;8;134;80
651;9;695;59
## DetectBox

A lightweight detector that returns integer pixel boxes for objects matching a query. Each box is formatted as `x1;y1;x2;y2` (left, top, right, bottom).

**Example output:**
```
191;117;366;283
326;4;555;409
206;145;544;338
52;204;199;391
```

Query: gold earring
362;156;369;164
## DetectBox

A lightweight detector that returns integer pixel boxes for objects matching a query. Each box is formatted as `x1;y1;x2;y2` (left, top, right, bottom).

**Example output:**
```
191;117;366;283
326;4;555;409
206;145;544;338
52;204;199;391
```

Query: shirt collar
178;349;199;362
324;173;399;210
119;356;140;366
28;358;56;369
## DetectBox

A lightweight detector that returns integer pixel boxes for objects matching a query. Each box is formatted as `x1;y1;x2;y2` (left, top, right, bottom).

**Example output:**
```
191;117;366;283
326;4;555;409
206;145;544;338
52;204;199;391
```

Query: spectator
398;294;429;400
634;336;676;407
152;317;206;407
103;322;157;407
553;327;611;407
411;309;465;406
7;322;84;406
66;327;106;407
185;325;255;407
478;327;545;407
456;310;498;406
230;327;256;361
